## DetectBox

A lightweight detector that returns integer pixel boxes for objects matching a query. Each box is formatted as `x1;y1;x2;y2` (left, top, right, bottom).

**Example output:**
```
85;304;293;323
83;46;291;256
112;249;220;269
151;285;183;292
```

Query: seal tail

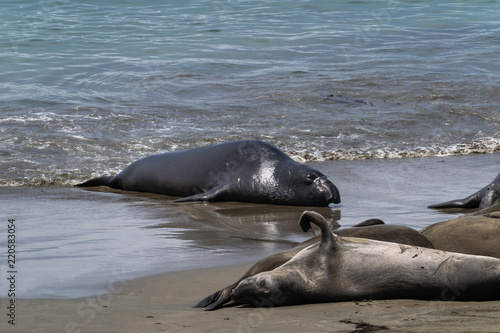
75;176;115;187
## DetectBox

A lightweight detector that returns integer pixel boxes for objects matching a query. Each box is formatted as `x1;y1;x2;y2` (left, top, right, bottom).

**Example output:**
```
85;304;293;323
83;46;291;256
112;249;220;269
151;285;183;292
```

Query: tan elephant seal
196;211;433;310
421;203;500;258
229;210;500;307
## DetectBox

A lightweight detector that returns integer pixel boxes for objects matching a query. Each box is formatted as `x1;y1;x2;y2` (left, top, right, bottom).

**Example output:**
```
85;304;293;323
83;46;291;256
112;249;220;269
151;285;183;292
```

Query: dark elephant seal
421;203;500;258
196;211;433;310
76;140;340;206
428;172;500;210
229;210;500;307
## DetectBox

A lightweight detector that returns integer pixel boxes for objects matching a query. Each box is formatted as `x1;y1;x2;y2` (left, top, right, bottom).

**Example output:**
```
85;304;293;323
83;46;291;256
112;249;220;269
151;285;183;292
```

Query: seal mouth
316;178;341;204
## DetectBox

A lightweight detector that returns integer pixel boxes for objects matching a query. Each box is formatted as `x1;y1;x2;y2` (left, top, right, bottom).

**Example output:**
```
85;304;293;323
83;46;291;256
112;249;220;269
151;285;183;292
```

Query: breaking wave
2;136;498;187
290;136;500;162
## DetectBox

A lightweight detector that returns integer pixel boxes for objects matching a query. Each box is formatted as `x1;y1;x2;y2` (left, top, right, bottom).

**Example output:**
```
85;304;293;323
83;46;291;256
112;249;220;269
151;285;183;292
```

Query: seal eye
258;279;269;293
306;174;317;184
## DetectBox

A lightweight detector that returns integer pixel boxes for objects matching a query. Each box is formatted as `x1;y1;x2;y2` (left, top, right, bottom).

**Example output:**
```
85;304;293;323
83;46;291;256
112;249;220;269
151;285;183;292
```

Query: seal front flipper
172;186;225;203
195;289;225;309
195;285;238;310
202;288;237;311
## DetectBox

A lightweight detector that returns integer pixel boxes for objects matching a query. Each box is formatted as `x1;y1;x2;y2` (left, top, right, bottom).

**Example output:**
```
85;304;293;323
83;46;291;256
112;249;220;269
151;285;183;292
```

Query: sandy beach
3;264;500;333
1;153;499;332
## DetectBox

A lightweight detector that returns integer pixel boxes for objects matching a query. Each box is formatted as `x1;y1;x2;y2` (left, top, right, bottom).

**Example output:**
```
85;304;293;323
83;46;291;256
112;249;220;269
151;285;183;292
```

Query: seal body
196;212;433;310
76;140;340;206
429;172;500;209
230;211;500;307
421;210;500;259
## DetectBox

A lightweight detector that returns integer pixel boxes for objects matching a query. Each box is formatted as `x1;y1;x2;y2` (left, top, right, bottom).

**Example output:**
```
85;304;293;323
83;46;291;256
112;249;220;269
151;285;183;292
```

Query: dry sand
2;262;500;333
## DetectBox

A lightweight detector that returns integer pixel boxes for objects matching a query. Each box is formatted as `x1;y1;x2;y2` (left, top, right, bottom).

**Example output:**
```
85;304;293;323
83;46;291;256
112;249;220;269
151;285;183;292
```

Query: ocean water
1;0;499;186
0;0;499;299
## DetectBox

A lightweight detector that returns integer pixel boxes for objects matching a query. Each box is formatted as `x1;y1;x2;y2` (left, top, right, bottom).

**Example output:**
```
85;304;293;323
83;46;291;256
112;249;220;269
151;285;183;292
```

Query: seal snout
230;278;256;304
317;177;341;204
231;275;281;307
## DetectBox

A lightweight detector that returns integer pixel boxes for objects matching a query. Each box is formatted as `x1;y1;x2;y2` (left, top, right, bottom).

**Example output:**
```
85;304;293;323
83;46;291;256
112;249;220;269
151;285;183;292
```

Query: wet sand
1;153;499;331
4;264;500;333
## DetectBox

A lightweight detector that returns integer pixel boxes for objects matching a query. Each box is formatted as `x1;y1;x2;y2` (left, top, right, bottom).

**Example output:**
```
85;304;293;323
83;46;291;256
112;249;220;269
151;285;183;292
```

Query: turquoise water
1;0;499;186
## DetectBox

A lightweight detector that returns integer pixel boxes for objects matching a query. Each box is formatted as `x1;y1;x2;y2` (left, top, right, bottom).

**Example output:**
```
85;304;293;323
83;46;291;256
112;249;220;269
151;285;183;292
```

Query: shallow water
1;153;498;298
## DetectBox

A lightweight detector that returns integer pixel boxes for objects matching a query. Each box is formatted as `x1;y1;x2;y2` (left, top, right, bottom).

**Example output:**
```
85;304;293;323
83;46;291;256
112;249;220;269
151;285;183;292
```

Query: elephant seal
196;211;433;310
428;172;500;210
76;140;340;206
421;203;500;258
229;210;500;307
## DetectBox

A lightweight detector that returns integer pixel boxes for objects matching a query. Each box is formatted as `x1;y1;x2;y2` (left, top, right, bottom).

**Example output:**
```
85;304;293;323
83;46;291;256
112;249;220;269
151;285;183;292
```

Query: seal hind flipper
428;192;482;209
299;210;343;251
429;172;500;210
75;176;115;187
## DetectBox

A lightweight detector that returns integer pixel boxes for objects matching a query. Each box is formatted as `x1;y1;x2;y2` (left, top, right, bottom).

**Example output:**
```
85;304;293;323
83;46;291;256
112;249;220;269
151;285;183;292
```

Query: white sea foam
2;137;498;187
290;136;500;162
